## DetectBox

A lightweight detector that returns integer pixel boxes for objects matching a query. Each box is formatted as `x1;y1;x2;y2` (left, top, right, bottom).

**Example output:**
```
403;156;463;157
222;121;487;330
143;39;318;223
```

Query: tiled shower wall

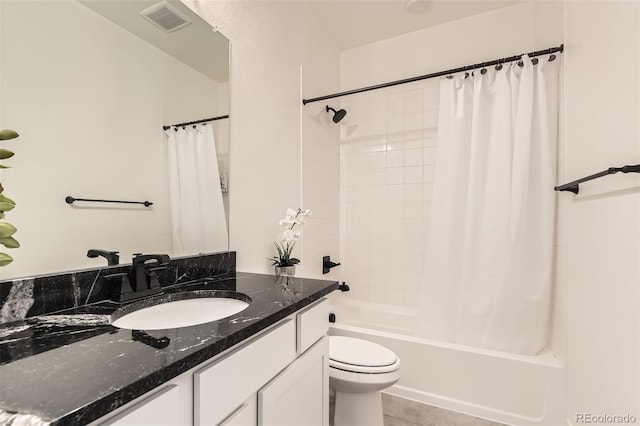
340;80;439;307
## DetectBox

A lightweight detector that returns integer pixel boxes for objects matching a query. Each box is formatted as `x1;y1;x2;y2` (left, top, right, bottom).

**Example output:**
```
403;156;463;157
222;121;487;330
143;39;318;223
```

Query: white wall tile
369;169;387;186
386;291;404;307
405;148;424;166
386;184;405;202
387;133;405;148
405;89;424;114
370;151;387;169
387;150;405;167
423;164;435;182
404;183;424;201
387;167;405;184
370;286;387;303
423;146;437;164
405;113;424;131
405;166;423;183
341;84;439;306
404;202;424;219
386;202;404;219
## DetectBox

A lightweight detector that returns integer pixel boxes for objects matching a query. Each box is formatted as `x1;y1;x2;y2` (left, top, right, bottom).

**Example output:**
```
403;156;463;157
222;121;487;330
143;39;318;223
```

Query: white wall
0;0;222;279
338;1;564;310
563;1;640;423
183;0;341;275
340;1;563;90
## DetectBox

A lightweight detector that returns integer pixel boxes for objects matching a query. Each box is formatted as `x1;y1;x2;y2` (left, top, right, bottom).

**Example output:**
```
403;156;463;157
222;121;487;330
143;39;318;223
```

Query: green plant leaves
0;202;14;212
0;128;19;267
0;194;16;213
0;222;17;238
0;129;19;140
0;236;19;249
0;149;14;159
0;252;13;266
0;193;15;204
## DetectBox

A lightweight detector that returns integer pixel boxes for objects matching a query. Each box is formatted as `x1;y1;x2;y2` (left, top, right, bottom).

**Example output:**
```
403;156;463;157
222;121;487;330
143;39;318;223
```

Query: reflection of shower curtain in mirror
166;124;228;256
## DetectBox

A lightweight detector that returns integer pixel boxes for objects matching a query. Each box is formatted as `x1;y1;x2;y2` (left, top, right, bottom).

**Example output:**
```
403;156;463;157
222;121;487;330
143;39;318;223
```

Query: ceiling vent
140;1;192;33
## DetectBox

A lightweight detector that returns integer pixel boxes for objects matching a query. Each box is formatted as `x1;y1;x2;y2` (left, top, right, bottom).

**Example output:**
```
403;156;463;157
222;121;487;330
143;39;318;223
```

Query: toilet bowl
329;335;400;426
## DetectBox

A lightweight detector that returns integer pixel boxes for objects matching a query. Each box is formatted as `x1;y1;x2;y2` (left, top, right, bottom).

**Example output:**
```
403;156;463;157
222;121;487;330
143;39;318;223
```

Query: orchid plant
270;208;311;267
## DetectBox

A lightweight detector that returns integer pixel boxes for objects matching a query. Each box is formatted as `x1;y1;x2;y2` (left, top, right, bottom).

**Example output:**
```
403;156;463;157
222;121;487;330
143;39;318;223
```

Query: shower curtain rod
163;114;229;130
302;44;564;105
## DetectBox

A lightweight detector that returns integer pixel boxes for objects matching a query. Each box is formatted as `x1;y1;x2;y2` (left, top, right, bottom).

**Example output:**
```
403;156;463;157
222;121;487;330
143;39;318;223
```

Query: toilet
329;336;401;426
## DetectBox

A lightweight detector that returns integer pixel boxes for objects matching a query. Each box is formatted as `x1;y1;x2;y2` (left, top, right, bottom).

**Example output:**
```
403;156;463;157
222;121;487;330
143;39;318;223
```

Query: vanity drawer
99;384;183;426
296;298;329;354
194;318;296;426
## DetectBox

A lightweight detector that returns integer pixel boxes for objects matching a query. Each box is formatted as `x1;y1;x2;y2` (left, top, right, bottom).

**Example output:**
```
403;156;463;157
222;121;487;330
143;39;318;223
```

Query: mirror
0;0;230;280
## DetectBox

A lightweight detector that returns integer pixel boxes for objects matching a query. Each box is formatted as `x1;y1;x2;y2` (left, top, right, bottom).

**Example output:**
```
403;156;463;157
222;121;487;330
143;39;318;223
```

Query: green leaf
0;252;13;266
0;222;17;237
0;164;9;169
0;236;19;249
0;212;4;219
0;129;19;140
0;193;15;205
0;149;14;160
0;201;15;212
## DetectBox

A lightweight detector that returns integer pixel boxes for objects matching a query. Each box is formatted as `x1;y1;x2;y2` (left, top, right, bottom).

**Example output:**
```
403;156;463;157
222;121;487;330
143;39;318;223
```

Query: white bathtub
328;297;565;426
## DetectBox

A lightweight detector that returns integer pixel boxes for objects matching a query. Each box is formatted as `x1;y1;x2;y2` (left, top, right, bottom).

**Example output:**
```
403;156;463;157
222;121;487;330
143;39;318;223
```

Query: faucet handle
104;272;135;301
133;253;170;266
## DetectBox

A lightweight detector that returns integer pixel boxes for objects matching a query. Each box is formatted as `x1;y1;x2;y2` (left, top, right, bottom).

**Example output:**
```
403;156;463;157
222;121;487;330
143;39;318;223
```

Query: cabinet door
195;318;296;425
218;395;257;426
258;336;329;426
99;384;186;426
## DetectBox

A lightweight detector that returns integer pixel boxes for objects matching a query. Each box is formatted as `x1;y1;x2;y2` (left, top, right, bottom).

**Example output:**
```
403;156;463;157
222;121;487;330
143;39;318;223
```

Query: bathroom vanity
97;296;330;426
0;258;338;425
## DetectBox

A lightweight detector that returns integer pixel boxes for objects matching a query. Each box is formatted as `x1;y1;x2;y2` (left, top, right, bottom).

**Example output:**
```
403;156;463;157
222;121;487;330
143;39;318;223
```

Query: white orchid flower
285;207;298;218
272;207;311;267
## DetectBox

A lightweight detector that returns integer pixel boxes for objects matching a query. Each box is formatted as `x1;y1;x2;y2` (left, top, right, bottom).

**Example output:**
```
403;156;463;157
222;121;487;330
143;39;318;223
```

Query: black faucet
105;253;171;302
130;253;170;295
87;249;119;266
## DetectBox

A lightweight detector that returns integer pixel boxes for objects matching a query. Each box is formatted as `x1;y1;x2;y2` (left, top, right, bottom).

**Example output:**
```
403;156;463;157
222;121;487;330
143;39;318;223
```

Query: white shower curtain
417;56;559;355
166;124;228;256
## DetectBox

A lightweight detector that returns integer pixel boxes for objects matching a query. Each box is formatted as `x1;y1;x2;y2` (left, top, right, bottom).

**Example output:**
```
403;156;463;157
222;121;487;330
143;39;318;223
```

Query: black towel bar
66;196;153;207
554;164;640;194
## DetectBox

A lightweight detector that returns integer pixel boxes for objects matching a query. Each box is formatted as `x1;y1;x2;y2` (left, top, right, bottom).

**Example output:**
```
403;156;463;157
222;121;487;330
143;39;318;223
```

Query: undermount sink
111;292;250;330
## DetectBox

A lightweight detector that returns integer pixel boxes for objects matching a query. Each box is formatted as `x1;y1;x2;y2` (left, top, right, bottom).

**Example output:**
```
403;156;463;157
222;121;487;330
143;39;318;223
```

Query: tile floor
330;391;507;426
382;393;507;426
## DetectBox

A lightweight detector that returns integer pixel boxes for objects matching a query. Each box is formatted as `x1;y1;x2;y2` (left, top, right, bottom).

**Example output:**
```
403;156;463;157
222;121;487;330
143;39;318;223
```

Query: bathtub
328;297;565;426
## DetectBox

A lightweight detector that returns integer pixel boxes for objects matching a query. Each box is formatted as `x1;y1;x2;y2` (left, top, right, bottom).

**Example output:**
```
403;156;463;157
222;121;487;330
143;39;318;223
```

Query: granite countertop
0;272;338;426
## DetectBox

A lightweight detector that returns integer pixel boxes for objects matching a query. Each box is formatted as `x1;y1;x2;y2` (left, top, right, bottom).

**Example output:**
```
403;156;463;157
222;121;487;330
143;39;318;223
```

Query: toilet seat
329;336;400;374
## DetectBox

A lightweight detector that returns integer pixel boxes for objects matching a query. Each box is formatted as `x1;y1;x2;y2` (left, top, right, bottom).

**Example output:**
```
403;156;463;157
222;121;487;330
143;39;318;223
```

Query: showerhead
326;105;347;123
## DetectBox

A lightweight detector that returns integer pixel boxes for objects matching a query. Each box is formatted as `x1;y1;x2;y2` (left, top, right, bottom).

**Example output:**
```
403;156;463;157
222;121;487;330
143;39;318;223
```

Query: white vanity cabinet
95;298;329;426
97;373;193;426
258;336;329;426
196;298;330;426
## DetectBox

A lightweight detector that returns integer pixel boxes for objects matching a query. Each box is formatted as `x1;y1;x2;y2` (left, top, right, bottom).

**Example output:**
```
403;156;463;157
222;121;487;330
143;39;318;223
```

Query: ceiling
78;0;229;83
76;0;521;79
309;0;521;50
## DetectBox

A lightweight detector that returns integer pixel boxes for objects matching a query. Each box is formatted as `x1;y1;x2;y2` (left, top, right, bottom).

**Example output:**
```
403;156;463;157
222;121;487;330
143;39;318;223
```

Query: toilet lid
329;336;398;369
